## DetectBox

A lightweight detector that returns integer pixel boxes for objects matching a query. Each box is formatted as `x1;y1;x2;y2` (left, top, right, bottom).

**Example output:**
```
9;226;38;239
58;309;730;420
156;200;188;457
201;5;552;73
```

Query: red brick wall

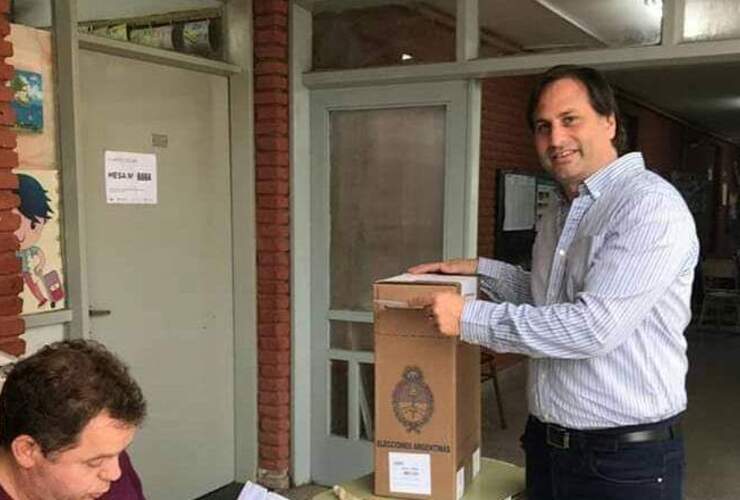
620;100;685;178
478;76;541;259
0;0;24;356
254;0;291;484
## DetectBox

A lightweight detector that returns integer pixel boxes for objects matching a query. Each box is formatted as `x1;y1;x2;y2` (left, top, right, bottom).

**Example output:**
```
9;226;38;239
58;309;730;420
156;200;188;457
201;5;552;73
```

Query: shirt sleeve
462;193;698;359
477;257;533;305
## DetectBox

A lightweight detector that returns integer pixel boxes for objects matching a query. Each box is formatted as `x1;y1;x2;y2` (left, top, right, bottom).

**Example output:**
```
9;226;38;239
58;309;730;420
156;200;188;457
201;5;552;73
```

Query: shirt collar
581;152;645;200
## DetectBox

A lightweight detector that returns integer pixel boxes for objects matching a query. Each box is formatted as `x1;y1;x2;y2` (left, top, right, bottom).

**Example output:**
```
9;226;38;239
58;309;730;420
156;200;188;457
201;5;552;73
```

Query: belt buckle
546;425;570;449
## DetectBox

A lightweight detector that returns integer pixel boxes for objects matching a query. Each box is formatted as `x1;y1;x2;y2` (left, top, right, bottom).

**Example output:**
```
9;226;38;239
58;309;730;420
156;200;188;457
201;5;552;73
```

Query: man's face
533;77;618;196
24;412;137;500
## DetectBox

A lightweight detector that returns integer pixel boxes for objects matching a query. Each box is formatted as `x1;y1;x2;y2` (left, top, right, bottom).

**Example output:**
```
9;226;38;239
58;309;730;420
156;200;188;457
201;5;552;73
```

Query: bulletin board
494;170;557;269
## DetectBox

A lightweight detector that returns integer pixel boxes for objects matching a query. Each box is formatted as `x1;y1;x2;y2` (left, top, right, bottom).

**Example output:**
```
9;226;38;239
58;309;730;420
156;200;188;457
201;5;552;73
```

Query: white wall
15;0;224;27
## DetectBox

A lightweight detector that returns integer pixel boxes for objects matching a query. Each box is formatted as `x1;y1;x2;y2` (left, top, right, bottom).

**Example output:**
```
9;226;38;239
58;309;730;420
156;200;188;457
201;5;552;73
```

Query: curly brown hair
0;339;146;455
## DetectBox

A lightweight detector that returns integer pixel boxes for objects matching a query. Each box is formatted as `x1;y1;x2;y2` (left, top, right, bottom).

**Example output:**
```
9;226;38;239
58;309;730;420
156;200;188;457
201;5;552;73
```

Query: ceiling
16;0;740;143
299;0;740;144
606;63;740;144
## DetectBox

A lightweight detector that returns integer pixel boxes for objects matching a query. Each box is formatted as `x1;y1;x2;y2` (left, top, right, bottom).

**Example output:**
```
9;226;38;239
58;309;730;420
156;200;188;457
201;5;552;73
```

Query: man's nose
549;123;567;146
100;456;123;482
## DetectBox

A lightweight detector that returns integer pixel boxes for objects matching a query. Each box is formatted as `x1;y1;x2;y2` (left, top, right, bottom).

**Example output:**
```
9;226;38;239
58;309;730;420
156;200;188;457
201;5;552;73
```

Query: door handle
89;309;111;317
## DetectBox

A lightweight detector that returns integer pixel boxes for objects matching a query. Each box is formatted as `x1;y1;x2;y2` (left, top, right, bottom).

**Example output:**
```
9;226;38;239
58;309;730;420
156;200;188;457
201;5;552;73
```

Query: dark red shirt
104;451;145;499
0;451;145;499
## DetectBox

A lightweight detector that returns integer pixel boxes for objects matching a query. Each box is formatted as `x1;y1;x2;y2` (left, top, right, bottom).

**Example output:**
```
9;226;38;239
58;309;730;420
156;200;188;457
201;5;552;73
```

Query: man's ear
10;435;43;469
606;113;617;140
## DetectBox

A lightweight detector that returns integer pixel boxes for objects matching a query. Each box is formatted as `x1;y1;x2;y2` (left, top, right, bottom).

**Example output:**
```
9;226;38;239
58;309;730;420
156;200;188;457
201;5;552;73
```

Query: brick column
254;0;291;489
0;1;24;356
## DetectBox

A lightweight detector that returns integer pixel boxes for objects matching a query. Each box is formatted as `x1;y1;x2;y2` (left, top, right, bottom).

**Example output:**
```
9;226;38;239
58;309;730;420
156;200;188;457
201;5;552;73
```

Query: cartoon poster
10;70;43;133
13;170;66;314
7;24;57;170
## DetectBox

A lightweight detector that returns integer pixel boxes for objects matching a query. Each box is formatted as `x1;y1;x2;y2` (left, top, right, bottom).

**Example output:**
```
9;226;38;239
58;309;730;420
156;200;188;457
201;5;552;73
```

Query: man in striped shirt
410;65;698;500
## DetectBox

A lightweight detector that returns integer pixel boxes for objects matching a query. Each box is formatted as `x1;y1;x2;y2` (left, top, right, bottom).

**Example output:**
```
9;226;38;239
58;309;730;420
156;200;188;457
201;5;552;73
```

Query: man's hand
408;258;478;276
410;292;465;337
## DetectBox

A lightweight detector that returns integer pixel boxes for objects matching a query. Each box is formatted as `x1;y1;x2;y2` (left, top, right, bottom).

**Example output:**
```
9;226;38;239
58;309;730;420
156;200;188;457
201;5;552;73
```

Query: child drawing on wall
13;173;60;309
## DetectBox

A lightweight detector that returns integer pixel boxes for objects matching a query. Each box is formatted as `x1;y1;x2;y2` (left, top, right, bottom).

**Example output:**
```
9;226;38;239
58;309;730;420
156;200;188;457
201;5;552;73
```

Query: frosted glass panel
684;0;740;41
330;321;374;352
329;107;445;312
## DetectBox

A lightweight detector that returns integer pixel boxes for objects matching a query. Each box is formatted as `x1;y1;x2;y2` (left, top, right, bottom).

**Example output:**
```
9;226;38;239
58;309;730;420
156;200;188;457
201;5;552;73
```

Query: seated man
0;339;147;499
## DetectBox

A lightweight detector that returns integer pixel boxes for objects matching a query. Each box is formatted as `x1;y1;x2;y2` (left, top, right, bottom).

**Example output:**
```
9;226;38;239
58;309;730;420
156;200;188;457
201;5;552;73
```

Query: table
313;457;525;499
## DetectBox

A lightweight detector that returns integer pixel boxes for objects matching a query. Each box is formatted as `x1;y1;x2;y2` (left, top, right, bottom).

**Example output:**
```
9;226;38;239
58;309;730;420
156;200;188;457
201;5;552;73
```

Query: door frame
304;80;480;485
51;0;257;482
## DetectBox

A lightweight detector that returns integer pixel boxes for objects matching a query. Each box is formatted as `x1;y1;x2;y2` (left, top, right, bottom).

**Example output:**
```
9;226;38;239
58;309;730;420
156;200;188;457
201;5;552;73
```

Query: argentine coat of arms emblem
392;366;434;433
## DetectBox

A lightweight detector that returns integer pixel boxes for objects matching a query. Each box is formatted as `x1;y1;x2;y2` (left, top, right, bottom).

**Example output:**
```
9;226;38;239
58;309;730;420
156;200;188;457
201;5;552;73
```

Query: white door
80;50;235;500
309;81;478;485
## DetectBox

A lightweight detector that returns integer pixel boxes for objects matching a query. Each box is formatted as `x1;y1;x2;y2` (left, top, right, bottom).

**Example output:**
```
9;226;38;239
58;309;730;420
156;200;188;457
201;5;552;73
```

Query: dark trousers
521;415;685;500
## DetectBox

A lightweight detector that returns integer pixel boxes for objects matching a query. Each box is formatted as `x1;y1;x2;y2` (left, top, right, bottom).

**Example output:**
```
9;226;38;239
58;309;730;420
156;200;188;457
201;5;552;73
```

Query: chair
698;258;740;329
480;349;507;429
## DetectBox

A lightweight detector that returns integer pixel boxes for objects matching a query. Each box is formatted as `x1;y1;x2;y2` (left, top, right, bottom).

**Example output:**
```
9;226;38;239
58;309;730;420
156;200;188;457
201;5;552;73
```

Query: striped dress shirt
461;153;699;429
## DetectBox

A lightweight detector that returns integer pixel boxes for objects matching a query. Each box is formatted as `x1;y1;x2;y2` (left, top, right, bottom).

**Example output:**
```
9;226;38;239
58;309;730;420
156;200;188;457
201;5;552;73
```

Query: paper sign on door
104;150;158;204
388;452;432;495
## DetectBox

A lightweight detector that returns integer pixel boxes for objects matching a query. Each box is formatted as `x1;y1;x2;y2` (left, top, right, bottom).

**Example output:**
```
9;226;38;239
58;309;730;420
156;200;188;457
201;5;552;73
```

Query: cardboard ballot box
373;274;481;500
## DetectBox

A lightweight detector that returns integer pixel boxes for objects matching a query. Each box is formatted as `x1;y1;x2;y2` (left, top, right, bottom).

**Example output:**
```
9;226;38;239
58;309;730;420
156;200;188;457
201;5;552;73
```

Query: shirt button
558;249;566;257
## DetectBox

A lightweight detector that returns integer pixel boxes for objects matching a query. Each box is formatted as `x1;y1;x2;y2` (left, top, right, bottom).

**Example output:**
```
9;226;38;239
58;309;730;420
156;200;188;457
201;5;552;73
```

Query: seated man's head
0;340;146;500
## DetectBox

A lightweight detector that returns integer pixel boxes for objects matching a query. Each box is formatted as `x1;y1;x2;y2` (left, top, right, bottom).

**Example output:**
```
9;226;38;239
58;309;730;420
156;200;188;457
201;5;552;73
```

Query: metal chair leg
490;366;507;430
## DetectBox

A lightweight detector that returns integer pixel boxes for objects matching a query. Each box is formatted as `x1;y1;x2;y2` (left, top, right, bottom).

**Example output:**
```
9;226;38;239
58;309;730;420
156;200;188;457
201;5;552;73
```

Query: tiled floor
200;327;740;500
481;326;740;500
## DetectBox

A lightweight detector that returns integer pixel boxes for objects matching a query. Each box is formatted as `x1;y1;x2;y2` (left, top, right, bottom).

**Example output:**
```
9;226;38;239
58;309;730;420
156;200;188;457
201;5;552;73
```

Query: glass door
310;81;478;485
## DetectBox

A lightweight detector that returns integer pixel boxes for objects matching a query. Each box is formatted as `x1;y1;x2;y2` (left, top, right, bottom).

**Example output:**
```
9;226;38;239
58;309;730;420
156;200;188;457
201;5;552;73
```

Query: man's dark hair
0;340;146;455
526;65;627;154
14;173;53;230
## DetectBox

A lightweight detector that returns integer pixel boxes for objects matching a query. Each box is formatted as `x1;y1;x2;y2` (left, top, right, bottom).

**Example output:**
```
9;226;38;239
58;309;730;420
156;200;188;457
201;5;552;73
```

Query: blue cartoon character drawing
13;173;64;309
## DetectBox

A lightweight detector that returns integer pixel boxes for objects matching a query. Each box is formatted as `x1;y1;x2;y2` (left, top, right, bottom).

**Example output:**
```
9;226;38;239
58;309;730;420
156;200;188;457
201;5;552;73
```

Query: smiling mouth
550;149;578;162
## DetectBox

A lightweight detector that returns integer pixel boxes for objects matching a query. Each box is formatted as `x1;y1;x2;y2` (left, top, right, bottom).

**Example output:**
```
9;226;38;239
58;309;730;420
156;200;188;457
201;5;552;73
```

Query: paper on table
388;452;431;495
456;466;465;500
237;481;289;500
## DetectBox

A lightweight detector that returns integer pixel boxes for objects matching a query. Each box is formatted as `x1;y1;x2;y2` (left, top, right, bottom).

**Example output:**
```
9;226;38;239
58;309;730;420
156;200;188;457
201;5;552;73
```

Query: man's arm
461;193;698;358
477;258;533;305
409;257;533;305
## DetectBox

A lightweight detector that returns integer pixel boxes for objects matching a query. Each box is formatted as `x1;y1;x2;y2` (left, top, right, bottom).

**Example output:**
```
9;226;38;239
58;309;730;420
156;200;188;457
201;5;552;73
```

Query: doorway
308;81;478;485
80;49;235;500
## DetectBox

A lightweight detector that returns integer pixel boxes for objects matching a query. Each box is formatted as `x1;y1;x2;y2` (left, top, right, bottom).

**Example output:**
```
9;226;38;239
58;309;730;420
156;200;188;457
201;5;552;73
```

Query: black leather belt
541;420;681;450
